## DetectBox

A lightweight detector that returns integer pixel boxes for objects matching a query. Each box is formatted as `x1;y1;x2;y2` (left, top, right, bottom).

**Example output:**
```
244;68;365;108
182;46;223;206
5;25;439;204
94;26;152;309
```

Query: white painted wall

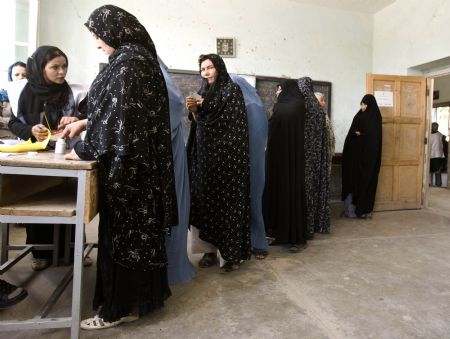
373;0;450;74
38;0;374;151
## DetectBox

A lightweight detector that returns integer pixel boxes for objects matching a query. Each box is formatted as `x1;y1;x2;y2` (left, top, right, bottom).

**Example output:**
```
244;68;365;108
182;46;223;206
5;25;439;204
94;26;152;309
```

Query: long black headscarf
341;94;382;215
298;76;330;234
27;46;70;106
277;79;302;103
197;53;232;122
84;4;157;56
79;5;177;270
25;46;71;118
83;4;168;159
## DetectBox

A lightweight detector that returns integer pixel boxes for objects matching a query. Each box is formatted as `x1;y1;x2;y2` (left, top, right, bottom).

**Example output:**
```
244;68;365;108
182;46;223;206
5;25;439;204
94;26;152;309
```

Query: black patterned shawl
188;53;251;263
76;5;177;270
298;77;331;234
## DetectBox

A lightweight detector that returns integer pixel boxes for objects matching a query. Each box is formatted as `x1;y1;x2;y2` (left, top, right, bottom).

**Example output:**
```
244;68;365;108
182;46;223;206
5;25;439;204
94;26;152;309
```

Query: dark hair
8;61;26;81
41;48;68;72
197;53;230;99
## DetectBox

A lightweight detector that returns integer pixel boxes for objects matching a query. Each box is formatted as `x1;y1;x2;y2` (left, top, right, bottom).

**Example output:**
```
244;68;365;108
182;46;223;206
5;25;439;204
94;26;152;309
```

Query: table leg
1;223;9;264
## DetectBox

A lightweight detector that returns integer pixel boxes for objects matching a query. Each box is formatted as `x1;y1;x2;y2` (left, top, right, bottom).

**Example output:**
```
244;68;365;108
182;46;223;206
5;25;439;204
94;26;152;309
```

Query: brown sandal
251;248;268;260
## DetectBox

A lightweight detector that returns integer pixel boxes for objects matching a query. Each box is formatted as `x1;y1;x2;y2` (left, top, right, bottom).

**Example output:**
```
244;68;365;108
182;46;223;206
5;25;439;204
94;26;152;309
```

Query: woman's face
276;85;282;97
318;95;326;108
92;33;116;56
11;66;26;81
200;59;218;84
360;103;368;111
43;56;67;84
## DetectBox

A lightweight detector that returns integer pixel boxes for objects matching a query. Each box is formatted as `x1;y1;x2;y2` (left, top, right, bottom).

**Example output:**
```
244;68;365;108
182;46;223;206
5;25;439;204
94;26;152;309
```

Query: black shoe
289;243;308;253
0;279;28;309
198;253;217;268
220;261;240;273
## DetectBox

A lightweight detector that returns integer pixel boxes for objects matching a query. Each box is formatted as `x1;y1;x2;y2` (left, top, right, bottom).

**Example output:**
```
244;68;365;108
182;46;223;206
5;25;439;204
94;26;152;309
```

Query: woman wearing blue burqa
230;75;268;259
159;58;195;284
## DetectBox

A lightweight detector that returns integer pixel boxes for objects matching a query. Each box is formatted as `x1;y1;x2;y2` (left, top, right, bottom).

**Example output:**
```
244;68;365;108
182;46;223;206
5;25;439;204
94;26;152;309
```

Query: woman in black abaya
341;94;382;218
186;53;251;272
65;5;177;329
263;79;308;252
298;77;331;235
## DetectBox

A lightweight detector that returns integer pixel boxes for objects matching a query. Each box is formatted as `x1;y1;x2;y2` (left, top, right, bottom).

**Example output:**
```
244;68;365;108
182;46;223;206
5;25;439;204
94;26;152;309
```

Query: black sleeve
73;140;96;161
75;97;88;120
8;114;33;141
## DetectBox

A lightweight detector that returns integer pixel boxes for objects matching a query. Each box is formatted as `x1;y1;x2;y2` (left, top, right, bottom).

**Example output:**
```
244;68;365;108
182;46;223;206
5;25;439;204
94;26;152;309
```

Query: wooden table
0;151;97;338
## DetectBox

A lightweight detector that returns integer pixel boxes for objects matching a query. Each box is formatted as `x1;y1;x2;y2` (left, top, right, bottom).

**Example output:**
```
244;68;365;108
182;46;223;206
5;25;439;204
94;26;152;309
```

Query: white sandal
80;314;138;330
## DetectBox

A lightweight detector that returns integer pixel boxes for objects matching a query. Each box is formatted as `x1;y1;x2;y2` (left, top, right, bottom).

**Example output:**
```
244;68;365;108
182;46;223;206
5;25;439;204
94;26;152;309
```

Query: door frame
422;69;450;207
422;77;433;207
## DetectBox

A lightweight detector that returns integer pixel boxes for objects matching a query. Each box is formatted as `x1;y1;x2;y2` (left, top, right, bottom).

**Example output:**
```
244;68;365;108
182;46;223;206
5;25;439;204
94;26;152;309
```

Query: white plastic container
55;138;66;154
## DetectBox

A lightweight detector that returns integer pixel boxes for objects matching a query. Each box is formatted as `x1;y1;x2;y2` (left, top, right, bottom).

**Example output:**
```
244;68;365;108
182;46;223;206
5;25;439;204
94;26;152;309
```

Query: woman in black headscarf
186;53;250;272
8;46;86;271
9;46;86;141
341;94;382;218
263;79;308;252
64;5;177;329
298;77;331;236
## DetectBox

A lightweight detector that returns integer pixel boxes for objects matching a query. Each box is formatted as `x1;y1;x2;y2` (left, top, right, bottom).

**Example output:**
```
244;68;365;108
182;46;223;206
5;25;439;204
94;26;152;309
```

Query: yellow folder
0;129;51;153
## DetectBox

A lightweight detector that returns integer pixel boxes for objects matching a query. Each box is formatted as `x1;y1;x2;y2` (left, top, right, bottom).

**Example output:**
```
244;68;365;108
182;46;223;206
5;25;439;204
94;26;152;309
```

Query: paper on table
0;129;51;152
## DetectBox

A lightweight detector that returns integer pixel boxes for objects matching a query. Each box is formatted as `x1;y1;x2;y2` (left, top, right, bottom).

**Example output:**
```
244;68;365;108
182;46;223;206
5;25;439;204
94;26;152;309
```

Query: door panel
367;74;426;211
376;166;393;202
399;124;421;161
381;124;395;161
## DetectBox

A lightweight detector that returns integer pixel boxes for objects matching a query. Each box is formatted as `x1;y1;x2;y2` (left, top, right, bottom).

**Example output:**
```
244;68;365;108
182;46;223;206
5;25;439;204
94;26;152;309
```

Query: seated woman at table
7;45;87;271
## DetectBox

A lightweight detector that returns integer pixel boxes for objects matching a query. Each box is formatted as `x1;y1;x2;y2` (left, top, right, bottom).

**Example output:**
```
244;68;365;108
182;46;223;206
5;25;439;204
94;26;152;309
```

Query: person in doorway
263;79;308;252
429;122;445;186
230;74;269;260
0;279;27;309
186;53;251;272
442;134;448;173
341;94;382;218
63;5;177;330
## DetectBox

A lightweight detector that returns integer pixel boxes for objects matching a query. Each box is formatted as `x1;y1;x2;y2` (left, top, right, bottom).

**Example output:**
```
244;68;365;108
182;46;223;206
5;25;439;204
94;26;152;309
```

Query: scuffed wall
38;0;374;151
373;0;450;75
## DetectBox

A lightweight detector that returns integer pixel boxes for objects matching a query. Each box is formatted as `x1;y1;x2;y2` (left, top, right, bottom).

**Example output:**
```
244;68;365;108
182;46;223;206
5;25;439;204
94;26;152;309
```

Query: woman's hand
58;116;79;129
31;124;49;141
186;96;199;113
61;119;87;139
64;149;81;161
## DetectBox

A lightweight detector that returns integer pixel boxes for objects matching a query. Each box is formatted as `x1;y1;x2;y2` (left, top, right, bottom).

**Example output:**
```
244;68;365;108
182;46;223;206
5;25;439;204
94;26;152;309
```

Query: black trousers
25;224;75;260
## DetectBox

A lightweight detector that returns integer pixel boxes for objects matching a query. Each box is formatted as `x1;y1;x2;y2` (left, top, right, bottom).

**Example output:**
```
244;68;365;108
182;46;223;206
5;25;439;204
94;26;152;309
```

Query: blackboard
169;70;332;118
99;64;332;140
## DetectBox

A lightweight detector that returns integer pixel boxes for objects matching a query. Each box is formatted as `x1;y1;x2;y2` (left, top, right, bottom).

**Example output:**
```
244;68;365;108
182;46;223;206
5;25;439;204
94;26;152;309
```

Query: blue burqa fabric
160;57;195;284
230;75;268;250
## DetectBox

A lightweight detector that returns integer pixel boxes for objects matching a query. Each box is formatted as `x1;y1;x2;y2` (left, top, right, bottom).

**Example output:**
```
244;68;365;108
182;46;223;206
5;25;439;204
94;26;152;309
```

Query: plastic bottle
55;138;66;154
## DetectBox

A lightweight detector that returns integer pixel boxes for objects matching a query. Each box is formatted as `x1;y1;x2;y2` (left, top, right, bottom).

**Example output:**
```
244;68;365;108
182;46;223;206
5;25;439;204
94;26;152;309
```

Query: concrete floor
1;188;450;339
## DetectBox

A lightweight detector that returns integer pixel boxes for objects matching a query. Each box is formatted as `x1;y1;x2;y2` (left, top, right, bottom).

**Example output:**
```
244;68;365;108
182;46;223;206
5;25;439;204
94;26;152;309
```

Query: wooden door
366;74;427;211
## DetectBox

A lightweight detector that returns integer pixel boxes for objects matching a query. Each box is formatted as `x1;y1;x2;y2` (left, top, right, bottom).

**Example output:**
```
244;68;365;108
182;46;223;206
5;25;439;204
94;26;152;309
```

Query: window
0;0;37;87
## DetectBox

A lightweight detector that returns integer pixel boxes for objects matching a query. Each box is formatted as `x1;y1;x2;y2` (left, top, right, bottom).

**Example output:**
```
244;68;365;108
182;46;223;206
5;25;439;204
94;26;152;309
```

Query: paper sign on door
374;90;394;107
